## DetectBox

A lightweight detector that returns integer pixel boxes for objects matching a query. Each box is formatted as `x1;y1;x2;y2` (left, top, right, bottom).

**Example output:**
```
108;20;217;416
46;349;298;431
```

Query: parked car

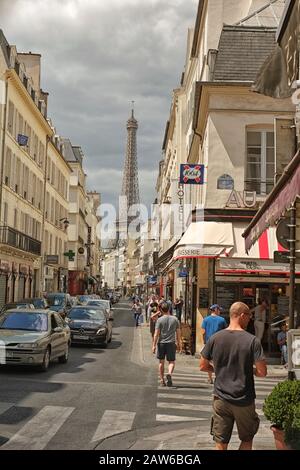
86;299;113;319
76;295;92;305
68;306;113;347
0;309;70;371
0;302;35;315
46;293;72;318
22;298;49;309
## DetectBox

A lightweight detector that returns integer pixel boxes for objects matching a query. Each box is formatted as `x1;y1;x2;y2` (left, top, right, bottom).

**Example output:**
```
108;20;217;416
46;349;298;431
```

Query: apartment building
0;32;51;304
155;0;292;353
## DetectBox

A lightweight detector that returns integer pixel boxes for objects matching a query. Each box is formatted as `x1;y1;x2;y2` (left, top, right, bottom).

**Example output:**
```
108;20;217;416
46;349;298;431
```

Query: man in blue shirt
201;304;227;383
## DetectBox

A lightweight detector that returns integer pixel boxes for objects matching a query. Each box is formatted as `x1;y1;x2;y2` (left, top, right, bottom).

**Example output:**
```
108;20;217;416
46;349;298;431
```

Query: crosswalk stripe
157;393;265;405
2;406;74;450
91;410;136;443
157;402;212;412
156;414;207;423
0;402;14;415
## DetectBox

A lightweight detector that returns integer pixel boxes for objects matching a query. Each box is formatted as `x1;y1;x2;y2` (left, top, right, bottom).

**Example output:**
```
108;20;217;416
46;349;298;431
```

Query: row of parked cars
0;294;115;372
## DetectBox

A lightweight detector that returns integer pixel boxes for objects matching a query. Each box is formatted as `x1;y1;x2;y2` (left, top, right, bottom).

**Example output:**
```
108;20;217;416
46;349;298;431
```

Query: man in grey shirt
152;302;182;387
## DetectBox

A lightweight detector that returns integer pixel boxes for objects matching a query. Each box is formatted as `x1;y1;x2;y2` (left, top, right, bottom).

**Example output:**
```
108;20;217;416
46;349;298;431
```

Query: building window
246;130;275;195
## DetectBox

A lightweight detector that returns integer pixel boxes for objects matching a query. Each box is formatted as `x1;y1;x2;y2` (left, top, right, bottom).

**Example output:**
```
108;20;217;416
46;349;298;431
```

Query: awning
243;150;300;252
173;221;234;260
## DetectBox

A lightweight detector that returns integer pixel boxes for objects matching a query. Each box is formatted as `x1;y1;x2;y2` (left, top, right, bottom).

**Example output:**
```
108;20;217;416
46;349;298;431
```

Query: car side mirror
53;327;63;333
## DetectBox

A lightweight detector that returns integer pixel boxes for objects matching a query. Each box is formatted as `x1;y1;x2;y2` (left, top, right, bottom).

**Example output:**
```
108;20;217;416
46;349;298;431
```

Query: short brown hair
230;302;250;318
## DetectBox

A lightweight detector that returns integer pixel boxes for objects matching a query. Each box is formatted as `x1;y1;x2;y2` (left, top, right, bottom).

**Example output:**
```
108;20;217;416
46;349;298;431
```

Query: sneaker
166;374;173;387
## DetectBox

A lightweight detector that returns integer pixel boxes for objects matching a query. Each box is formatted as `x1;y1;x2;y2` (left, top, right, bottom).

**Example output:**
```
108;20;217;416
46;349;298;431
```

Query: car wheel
58;347;69;364
39;347;51;372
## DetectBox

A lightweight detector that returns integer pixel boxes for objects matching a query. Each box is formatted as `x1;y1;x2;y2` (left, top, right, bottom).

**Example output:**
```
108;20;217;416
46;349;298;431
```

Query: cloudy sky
0;0;198;208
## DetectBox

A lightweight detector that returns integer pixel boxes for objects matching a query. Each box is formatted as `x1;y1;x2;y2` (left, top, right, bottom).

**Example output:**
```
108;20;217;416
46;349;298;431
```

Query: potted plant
263;380;300;450
285;404;300;450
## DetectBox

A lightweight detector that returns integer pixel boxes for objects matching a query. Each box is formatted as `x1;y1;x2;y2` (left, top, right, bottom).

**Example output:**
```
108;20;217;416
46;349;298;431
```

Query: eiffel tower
119;103;140;236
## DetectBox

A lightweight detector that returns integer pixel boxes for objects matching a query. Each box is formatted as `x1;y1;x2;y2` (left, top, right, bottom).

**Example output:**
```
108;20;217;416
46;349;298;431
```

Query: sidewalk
139;323;288;378
133;323;286;450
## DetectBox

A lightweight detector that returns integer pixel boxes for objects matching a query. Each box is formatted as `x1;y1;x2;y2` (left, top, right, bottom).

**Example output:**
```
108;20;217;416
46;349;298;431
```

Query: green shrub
285;404;300;450
263;380;300;430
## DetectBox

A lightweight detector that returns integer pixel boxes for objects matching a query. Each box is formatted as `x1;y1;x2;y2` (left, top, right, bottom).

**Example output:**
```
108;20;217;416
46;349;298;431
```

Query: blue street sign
178;271;188;278
17;134;29;146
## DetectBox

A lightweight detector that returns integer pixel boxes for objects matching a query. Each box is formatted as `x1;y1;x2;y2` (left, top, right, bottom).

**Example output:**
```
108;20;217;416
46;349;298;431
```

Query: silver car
86;299;113;319
0;309;70;371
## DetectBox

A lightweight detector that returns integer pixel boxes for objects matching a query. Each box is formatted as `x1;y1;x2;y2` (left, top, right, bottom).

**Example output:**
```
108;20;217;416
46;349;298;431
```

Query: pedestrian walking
252;299;268;342
152;302;182;387
277;322;288;367
201;304;227;384
174;297;183;323
200;302;267;451
132;300;142;328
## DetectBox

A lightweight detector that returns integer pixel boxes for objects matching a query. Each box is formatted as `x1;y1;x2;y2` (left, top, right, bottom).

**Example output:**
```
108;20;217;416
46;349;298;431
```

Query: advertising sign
180;164;204;185
17;134;29;146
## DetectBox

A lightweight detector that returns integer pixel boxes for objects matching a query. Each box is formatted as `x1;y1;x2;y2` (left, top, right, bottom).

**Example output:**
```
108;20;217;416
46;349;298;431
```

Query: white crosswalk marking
156;414;206;423
2;406;74;450
91;410;136;443
156;371;278;425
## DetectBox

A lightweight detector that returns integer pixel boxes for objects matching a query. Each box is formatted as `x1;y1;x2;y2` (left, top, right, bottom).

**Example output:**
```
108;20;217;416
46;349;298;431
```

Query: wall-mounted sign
180;164;204;185
148;275;157;285
217;174;234;190
225;190;257;208
78;247;85;255
17;134;29;146
46;255;59;265
178;271;188;278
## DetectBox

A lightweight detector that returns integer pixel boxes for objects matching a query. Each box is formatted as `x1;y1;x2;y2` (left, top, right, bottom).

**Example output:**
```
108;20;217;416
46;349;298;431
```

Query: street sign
17;134;29;146
64;250;75;262
178;271;188;278
274;251;290;264
46;255;59;265
180;164;204;185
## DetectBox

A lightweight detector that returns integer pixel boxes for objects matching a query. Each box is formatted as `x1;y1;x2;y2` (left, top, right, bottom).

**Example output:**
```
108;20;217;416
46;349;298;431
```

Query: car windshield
32;299;45;308
0;312;48;332
47;296;64;307
78;296;90;303
87;301;108;307
68;308;106;321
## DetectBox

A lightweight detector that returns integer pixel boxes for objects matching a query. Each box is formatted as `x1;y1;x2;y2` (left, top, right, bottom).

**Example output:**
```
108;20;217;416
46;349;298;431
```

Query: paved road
0;301;282;450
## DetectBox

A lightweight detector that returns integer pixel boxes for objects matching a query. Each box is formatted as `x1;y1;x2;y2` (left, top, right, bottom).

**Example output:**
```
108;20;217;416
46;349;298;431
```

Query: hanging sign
180;164;204;185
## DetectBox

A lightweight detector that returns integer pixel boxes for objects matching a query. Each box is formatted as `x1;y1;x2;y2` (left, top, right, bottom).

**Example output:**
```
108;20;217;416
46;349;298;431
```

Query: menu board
199;288;209;309
216;284;238;313
277;296;289;316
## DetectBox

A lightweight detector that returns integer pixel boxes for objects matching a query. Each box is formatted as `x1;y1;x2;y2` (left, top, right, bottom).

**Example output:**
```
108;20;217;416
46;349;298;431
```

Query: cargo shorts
211;396;260;444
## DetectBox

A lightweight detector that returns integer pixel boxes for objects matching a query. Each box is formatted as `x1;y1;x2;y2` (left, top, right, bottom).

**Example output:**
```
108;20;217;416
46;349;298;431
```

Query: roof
0;29;11;66
213;26;277;82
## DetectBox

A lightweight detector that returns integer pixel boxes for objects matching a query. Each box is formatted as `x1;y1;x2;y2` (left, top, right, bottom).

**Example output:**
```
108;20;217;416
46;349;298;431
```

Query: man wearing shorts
200;302;267;450
152;302;182;387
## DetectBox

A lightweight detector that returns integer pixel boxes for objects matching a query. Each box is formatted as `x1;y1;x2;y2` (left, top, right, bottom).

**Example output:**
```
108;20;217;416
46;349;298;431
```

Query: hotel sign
180;164;204;185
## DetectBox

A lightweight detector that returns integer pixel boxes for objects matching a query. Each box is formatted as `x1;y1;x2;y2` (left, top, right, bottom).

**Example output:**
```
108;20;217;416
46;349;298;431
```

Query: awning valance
173;221;234;260
243;150;300;252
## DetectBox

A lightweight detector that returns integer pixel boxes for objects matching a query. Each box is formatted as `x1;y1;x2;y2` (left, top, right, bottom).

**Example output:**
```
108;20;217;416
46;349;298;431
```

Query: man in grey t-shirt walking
152;302;182;387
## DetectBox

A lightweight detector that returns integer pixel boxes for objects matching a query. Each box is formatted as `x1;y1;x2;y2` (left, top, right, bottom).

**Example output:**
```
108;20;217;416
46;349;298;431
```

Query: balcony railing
0;226;41;256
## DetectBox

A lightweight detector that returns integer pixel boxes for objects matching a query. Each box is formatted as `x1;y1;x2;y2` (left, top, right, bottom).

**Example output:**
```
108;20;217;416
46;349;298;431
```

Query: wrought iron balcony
0;226;41;256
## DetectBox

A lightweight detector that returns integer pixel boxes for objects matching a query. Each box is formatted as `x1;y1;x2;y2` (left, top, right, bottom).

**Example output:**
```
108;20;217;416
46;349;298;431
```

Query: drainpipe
0;77;8;225
39;135;50;296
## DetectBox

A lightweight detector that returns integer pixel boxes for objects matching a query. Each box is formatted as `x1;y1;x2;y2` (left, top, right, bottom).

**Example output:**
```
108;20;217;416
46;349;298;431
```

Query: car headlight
17;343;39;349
96;328;106;334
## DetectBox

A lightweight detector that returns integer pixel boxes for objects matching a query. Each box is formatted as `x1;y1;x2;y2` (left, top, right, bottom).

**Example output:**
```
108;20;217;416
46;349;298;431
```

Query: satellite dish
276;218;290;250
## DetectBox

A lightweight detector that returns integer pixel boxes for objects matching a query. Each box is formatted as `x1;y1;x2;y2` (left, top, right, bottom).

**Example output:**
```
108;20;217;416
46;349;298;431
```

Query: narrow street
0;301;285;450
